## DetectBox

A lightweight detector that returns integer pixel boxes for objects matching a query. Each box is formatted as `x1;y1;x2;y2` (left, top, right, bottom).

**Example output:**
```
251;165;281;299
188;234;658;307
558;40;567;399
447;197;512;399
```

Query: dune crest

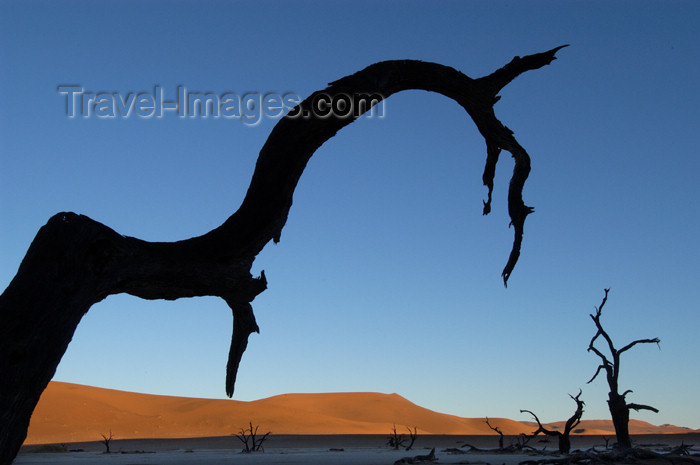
24;382;696;445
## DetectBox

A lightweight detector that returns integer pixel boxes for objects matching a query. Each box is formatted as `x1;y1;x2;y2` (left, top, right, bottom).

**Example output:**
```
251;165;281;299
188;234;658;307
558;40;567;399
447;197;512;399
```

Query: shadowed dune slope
540;419;697;435
24;382;697;445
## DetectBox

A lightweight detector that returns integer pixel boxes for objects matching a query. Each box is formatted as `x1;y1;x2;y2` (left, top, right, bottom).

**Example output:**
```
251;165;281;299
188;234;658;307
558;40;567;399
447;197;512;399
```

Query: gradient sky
1;1;698;429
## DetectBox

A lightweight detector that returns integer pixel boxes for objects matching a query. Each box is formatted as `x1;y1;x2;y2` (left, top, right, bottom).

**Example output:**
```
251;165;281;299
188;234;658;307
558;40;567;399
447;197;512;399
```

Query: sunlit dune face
25;382;695;446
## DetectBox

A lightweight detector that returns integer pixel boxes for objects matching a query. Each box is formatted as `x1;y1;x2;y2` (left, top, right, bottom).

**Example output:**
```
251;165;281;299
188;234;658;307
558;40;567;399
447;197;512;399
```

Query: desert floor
17;434;700;465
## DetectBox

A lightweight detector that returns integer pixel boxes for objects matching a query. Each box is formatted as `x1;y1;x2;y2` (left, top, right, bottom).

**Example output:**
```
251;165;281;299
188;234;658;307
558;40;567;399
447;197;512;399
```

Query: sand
17;434;700;465
25;382;697;446
19;382;699;464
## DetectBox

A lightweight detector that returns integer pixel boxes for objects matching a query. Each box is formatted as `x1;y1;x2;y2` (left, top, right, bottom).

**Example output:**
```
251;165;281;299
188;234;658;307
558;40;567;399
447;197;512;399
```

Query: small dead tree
587;289;660;450
485;417;504;449
100;430;113;454
520;390;585;453
387;424;407;450
512;433;535;451
405;426;419;451
234;421;270;453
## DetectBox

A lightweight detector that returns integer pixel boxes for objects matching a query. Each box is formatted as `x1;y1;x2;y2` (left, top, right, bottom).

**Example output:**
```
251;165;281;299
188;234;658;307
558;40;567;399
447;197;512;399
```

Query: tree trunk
0;48;566;465
558;434;571;454
608;393;632;449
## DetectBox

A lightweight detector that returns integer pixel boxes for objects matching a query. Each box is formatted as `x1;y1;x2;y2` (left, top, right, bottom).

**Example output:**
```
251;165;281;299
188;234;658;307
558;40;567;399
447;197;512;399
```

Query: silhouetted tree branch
520;390;584;454
100;430;113;454
586;289;660;449
405;426;419;451
627;403;660;413
234;421;270;453
0;46;567;465
485;417;505;449
387;424;407;450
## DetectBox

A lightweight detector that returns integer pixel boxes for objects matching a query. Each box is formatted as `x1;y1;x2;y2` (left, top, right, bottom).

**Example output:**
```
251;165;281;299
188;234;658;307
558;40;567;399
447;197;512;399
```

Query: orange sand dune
24;382;697;445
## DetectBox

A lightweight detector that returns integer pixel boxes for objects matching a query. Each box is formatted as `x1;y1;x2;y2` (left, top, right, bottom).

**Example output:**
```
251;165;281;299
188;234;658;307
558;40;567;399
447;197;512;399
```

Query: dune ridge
24;382;697;445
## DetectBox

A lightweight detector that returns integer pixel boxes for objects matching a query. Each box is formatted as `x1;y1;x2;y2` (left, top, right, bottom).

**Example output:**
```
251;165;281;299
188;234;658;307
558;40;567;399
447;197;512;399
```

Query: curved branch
0;47;566;465
521;410;546;431
520;409;557;437
216;47;566;280
564;390;585;434
522;390;584;454
619;337;661;355
628;403;660;413
587;364;607;384
587;344;612;367
589;289;617;356
585;289;660;449
485;417;503;435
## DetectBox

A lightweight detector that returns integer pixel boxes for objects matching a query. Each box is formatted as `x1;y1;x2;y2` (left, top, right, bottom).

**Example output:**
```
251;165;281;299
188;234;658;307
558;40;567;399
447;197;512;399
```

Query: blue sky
1;1;698;429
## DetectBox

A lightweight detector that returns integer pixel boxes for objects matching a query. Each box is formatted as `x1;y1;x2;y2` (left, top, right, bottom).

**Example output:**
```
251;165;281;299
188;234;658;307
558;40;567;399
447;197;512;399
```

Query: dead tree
520;390;585;454
587;289;660;450
0;46;567;464
512;433;535;451
100;430;113;454
234;421;270;453
387;424;407;450
405;426;419;451
485;417;504;449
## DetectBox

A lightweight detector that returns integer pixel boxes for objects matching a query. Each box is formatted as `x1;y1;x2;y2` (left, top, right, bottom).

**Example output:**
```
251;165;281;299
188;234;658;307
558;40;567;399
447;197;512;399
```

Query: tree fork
521;390;584;454
587;289;661;449
0;46;566;464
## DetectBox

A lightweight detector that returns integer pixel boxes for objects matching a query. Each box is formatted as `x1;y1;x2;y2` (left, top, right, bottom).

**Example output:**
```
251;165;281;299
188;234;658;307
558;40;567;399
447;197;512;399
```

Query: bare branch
588;289;617;356
405;426;418;451
234;421;270;453
619;337;661;355
481;141;500;215
585;289;660;450
477;45;569;94
485;417;504;449
587;344;612;368
387;424;407;450
586;364;607;384
628;403;660;413
563;390;585;434
523;392;584;454
100;430;114;454
225;300;262;397
588;326;603;351
485;417;503;435
520;409;547;433
0;47;568;465
597;288;610;314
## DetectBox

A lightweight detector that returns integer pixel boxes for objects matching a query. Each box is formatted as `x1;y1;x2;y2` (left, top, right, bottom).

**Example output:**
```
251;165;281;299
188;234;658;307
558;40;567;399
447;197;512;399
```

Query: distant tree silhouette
520;390;584;453
405;426;419;451
485;417;504;449
387;424;407;450
586;289;660;450
511;433;535;451
100;430;113;454
0;46;567;464
234;421;270;453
